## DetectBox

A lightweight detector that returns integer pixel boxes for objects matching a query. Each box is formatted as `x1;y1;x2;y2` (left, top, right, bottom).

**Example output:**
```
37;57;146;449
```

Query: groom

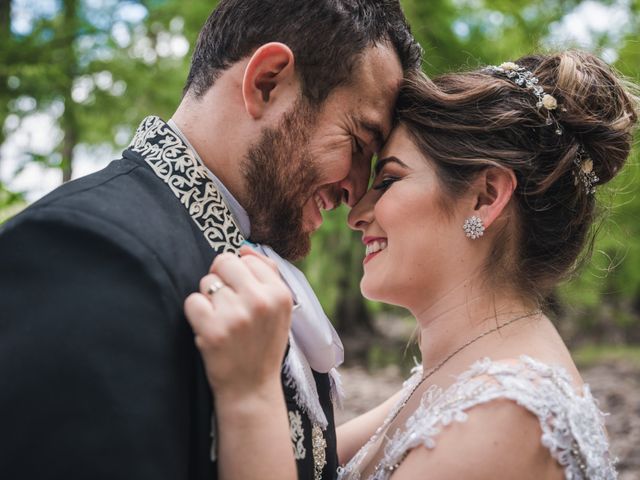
0;1;420;478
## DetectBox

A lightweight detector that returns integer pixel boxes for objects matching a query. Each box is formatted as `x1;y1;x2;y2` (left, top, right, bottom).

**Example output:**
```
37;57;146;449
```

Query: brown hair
184;0;422;103
396;51;638;302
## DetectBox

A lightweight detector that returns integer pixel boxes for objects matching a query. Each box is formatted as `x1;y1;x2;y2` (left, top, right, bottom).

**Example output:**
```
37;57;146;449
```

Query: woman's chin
360;279;384;302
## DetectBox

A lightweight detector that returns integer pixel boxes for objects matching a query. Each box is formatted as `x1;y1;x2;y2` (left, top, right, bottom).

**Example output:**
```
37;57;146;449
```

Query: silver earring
463;216;485;239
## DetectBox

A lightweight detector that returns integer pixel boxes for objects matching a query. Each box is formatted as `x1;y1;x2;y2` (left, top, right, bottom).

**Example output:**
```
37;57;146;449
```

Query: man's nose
339;157;371;207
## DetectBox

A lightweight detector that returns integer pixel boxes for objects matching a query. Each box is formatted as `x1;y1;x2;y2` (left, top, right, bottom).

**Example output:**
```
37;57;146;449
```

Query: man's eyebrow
357;119;385;152
374;156;409;176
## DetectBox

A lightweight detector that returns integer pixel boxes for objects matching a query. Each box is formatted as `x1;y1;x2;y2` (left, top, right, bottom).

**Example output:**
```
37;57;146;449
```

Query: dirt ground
335;359;640;479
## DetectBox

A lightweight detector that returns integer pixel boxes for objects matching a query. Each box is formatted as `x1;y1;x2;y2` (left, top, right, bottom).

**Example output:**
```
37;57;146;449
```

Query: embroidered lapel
128;116;245;254
127;116;330;472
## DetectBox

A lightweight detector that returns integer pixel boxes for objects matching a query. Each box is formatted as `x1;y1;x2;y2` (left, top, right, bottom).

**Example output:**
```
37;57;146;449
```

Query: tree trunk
0;0;11;149
60;0;79;183
333;233;374;335
0;0;9;39
61;126;76;183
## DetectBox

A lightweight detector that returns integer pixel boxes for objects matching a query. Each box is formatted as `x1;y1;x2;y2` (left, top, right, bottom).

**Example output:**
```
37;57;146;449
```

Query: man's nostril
342;189;350;206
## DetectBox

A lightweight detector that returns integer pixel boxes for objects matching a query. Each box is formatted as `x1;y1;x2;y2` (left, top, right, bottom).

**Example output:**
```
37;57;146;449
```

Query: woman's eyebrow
374;156;410;176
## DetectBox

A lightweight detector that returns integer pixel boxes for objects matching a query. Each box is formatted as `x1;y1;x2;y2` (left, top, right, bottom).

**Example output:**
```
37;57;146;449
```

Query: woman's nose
347;190;375;231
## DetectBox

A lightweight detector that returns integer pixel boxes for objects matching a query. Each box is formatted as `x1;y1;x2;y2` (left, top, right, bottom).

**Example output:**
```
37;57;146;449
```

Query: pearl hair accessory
463;215;485;239
483;62;563;135
573;146;599;195
484;62;599;195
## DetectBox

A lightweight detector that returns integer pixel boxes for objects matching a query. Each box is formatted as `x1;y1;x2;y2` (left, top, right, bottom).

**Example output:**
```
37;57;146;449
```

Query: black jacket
0;116;337;479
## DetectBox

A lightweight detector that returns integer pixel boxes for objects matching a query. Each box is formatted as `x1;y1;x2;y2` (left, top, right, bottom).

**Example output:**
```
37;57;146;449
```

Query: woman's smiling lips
362;236;388;264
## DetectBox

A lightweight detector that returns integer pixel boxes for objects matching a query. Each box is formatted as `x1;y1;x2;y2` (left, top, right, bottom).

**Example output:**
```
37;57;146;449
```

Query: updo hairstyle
396;50;638;302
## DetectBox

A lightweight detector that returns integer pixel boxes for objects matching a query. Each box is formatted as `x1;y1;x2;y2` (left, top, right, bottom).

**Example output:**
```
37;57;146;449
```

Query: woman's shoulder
387;356;616;480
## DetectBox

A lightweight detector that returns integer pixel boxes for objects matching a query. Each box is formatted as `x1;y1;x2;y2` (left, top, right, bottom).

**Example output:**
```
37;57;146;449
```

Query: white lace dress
337;356;616;480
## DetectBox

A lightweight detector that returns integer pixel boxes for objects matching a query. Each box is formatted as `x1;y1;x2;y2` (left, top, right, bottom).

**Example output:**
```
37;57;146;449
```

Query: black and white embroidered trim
128;116;245;254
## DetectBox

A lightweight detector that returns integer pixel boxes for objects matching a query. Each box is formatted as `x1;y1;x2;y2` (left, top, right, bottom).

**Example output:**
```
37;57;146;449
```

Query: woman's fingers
184;292;223;339
211;253;292;313
187;250;294;395
239;246;280;273
210;253;257;294
241;254;282;284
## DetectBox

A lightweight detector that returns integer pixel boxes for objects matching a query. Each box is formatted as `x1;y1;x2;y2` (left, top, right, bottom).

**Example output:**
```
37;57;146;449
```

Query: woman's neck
412;279;535;371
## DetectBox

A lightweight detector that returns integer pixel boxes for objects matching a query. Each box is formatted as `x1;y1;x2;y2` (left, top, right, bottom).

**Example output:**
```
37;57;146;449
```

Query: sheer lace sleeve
338;356;617;480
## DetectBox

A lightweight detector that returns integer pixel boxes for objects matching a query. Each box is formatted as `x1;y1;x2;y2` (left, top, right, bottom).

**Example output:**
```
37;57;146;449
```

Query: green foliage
0;0;217;184
2;0;639;341
0;181;25;223
573;344;640;367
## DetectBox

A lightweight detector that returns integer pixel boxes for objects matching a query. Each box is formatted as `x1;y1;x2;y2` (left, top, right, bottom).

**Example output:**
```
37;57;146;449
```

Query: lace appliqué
128;116;245;255
289;410;307;460
338;356;616;480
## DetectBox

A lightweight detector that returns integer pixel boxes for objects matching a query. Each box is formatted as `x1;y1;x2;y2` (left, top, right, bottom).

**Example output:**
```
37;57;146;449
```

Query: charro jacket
0;116;337;479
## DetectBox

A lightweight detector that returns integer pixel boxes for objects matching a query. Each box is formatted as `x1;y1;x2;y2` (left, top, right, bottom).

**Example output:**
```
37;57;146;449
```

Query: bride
185;50;637;479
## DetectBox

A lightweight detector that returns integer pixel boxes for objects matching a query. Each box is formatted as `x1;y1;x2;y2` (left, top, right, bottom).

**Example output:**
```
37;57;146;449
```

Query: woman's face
347;126;472;311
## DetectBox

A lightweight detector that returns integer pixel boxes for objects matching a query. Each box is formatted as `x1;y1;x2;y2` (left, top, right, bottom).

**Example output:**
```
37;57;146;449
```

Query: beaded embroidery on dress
338;356;616;480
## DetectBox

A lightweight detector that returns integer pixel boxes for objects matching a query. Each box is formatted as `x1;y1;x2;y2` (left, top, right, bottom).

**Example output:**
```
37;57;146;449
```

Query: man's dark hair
184;0;422;103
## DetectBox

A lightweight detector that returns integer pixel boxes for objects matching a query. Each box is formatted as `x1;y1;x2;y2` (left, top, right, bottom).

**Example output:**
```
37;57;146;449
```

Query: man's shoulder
3;155;214;284
30;155;169;215
7;156;186;236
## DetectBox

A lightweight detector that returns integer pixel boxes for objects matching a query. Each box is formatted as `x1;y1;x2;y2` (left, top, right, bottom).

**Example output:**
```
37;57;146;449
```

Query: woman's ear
242;42;296;119
470;167;517;229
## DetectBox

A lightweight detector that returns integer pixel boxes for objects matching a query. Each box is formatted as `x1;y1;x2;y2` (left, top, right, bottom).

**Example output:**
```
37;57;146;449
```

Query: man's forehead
351;44;403;137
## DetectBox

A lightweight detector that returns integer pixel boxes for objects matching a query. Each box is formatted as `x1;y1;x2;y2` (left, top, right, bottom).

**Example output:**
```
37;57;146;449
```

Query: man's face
243;43;404;260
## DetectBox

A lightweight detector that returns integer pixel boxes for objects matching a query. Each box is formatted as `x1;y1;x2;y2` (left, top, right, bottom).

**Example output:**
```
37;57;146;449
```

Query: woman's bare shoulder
391;396;564;480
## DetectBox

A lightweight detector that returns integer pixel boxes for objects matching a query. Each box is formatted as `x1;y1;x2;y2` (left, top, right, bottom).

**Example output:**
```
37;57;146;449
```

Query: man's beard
242;99;321;261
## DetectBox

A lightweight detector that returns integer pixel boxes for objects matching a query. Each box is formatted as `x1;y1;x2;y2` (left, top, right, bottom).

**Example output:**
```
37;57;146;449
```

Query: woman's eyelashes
372;175;400;191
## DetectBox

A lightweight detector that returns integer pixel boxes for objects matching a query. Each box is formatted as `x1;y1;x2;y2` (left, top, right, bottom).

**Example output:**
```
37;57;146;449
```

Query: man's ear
470;166;517;229
242;42;296;119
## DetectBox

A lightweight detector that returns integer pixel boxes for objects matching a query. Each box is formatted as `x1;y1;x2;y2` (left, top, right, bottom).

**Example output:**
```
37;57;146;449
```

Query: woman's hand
185;246;297;480
184;245;293;399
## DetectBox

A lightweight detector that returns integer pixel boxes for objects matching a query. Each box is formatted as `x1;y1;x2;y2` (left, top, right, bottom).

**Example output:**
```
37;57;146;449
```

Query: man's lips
314;190;338;212
305;191;333;231
362;236;388;264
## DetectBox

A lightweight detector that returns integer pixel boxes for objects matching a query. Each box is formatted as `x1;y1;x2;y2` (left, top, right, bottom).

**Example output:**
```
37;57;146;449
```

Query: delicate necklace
376;309;542;474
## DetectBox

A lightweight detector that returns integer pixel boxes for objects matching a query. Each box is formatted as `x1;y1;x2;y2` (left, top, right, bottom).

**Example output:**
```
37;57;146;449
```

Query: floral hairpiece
483;62;562;135
484;62;599;195
573;147;599;195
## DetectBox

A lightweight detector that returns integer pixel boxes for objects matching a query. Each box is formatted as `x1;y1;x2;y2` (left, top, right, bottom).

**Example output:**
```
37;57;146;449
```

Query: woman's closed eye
372;175;400;191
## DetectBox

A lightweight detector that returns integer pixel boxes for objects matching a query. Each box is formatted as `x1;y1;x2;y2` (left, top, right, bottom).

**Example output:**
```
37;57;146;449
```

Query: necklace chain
377;310;542;473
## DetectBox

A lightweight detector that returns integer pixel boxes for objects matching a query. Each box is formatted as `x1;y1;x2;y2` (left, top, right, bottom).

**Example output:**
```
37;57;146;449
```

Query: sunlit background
1;1;639;473
2;0;639;348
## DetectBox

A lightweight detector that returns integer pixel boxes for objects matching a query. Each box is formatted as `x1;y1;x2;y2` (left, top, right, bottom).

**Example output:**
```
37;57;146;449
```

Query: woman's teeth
365;240;387;256
314;194;325;211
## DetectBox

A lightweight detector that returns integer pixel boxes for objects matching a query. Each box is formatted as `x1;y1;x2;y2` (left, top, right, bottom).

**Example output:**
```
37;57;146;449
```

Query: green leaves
2;0;639;341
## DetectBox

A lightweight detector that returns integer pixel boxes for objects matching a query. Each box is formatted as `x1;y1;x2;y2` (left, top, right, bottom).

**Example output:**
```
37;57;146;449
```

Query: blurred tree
1;0;210;189
557;6;640;345
1;0;12;202
1;0;639;344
